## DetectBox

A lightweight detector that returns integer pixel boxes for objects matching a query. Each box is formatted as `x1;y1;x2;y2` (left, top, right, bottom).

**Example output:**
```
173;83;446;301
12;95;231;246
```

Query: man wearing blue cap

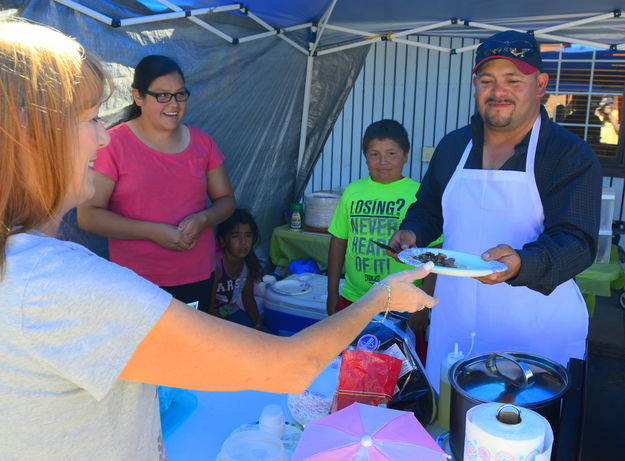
389;30;602;390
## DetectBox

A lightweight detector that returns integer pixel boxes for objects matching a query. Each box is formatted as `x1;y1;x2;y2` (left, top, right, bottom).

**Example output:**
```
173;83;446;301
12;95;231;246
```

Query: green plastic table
270;225;335;271
575;245;625;316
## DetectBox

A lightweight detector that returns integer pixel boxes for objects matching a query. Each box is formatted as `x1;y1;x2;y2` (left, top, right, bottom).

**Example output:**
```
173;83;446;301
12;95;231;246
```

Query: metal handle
486;352;534;388
496;404;522;425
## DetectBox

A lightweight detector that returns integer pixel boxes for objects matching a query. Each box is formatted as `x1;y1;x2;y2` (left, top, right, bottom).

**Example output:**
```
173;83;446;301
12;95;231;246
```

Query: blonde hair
0;20;110;272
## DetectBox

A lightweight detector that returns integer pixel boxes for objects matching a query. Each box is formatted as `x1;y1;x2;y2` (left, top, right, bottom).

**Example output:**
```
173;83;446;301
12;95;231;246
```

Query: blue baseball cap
473;30;543;75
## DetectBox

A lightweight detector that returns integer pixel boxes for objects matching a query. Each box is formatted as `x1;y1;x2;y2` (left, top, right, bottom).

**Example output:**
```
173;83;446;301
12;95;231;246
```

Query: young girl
209;209;263;329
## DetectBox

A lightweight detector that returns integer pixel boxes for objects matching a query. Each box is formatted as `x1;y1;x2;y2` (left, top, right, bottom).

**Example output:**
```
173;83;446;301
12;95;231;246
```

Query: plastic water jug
216;430;287;461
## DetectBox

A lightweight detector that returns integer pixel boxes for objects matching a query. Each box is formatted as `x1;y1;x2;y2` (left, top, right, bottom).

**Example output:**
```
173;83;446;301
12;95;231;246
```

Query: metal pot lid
449;351;569;406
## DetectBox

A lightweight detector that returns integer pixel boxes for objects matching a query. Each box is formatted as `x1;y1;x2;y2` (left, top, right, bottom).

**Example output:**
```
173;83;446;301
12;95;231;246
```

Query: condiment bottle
258;404;285;439
437;343;464;431
289;203;303;231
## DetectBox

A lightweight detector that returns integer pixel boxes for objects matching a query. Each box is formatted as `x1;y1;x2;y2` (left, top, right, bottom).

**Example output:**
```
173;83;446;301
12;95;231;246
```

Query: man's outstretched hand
387;230;417;261
475;243;521;284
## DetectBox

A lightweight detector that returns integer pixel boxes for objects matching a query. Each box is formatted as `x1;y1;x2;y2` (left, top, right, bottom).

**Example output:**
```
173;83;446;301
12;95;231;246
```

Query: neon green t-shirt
329;176;421;302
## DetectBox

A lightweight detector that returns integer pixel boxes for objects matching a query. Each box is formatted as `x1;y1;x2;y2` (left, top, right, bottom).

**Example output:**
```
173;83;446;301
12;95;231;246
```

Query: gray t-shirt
0;232;172;460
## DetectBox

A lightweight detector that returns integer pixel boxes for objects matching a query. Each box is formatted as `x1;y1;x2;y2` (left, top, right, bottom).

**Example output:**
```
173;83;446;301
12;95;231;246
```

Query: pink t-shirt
94;123;224;286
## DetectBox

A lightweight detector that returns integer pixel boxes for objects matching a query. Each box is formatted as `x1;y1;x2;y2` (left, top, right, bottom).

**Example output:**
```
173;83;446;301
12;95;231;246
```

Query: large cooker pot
448;351;569;460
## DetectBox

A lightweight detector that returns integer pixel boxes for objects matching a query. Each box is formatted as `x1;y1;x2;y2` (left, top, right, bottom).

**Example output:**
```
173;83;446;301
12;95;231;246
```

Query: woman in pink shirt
78;55;235;312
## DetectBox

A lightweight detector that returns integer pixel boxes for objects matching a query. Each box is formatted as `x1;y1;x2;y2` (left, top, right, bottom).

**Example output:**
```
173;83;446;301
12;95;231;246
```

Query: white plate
398;248;507;277
270;279;313;296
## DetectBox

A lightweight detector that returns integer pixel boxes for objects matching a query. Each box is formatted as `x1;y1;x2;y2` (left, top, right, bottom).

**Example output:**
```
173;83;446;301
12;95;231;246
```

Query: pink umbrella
291;402;449;460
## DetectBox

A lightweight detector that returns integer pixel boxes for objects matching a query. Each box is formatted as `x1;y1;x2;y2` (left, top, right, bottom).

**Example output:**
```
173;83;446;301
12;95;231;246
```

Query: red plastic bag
332;350;402;412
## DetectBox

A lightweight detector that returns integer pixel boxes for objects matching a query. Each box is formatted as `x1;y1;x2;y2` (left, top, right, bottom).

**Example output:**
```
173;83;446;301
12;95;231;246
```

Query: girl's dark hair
127;55;185;120
362;119;410;154
217;209;262;282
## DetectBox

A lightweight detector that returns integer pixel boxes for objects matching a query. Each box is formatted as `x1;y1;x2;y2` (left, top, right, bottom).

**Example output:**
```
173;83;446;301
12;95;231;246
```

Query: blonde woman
0;21;437;461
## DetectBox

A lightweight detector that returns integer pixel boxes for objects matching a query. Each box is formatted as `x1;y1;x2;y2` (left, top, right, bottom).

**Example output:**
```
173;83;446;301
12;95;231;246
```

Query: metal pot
448;351;569;460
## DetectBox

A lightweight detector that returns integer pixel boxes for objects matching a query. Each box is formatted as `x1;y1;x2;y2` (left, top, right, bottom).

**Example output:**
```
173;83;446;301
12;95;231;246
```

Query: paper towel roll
463;403;553;461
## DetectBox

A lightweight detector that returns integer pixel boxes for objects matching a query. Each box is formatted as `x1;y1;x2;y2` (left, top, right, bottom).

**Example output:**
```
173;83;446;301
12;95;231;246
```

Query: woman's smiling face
63;104;110;211
133;71;187;131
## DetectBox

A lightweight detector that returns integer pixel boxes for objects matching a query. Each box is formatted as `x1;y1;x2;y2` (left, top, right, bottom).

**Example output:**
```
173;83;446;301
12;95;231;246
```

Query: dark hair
362;119;410;154
127;55;185;120
217;209;262;282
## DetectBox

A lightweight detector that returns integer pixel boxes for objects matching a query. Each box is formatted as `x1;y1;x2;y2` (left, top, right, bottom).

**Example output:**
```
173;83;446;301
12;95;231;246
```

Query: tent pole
536;11;618;34
296;55;314;184
534;33;614;50
238;23;313;44
455;44;481;54
319;35;452;56
52;0;112;25
465;21;518;33
186;18;235;43
140;1;239;16
151;0;236;42
119;8;238;27
323;23;378;38
392;38;450;53
310;0;339;55
237;30;283;43
283;23;314;33
120;11;203;26
245;10;309;55
317;37;382;56
392;20;457;38
322;19;451;40
462;19;621;50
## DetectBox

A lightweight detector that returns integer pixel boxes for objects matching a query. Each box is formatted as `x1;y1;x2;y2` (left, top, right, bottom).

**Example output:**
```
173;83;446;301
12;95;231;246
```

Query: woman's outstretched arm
120;264;436;393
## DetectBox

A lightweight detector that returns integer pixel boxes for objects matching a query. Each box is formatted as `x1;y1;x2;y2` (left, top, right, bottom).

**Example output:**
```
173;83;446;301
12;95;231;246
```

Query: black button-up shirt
400;106;603;295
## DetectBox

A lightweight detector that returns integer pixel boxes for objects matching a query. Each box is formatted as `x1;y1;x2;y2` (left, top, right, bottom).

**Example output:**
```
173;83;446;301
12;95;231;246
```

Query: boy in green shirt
327;120;437;316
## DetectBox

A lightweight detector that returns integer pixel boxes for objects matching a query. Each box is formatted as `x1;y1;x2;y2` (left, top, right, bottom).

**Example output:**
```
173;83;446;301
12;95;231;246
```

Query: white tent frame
51;0;625;183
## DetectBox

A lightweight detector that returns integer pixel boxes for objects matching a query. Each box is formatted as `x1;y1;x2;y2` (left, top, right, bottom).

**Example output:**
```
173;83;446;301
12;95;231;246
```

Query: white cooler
264;273;343;336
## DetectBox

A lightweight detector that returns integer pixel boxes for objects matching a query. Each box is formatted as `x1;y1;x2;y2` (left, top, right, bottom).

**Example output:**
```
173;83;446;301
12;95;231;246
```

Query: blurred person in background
594;96;620;145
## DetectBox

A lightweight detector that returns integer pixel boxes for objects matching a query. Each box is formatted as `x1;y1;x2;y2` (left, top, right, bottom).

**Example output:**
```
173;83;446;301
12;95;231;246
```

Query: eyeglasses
478;40;537;59
144;89;190;103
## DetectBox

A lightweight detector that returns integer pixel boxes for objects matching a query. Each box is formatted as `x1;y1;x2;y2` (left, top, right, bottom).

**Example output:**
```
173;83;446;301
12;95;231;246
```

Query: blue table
165;389;291;460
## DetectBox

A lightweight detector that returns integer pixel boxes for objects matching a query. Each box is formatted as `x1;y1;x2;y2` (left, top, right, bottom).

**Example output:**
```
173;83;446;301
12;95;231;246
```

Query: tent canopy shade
8;0;625;259
41;0;625;188
48;0;625;53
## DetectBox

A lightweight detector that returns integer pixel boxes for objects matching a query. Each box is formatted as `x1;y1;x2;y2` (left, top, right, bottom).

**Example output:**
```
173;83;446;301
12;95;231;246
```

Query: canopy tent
6;0;625;258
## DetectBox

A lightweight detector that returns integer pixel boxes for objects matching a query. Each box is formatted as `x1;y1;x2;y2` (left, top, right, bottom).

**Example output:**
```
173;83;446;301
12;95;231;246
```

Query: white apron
425;116;588;391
